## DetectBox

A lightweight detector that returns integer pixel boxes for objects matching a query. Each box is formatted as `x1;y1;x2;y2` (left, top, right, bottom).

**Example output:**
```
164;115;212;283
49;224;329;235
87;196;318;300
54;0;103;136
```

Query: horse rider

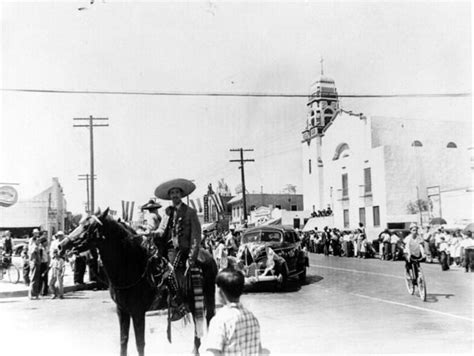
153;178;202;319
141;199;162;235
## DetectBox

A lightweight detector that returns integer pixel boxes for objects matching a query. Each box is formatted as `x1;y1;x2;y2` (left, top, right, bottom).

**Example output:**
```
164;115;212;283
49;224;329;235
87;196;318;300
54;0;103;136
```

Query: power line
2;88;471;98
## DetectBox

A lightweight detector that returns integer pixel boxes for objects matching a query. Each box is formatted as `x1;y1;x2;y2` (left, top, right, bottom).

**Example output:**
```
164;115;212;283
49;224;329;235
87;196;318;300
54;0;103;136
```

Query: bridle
77;215;155;291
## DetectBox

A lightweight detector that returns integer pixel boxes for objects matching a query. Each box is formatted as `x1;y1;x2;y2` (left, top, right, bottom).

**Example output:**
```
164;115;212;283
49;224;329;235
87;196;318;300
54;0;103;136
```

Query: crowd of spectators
0;228;107;298
301;223;474;272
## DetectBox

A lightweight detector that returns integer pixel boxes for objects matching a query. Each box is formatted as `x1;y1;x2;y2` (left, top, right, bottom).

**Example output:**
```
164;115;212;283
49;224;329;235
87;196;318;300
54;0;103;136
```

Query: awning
302;217;320;232
202;222;217;232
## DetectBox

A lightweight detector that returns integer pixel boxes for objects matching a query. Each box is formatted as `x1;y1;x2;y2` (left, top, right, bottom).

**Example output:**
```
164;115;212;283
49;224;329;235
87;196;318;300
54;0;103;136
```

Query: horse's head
58;208;111;254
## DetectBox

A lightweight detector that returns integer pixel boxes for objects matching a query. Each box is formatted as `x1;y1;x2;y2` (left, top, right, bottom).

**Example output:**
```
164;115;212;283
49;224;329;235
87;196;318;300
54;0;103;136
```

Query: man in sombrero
140;199;162;235
153;178;202;319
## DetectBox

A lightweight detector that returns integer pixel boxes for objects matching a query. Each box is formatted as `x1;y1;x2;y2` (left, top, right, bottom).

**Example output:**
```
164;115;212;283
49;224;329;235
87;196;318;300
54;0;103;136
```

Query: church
301;68;471;235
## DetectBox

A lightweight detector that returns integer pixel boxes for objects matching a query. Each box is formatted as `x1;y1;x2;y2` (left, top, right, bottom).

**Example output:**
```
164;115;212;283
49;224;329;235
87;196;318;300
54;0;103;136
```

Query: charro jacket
157;203;202;262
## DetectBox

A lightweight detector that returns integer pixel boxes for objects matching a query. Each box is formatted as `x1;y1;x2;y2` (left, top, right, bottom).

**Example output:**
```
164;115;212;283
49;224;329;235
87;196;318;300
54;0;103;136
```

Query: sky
0;0;471;215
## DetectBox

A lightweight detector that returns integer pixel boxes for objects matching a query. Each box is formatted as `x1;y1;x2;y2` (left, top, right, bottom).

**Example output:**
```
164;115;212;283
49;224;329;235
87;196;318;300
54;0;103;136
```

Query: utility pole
78;174;97;214
73;116;109;214
230;148;254;223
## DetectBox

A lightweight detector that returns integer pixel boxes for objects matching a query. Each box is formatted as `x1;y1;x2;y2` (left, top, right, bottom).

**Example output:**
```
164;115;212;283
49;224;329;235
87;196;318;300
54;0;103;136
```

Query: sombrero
154;178;196;200
141;199;162;210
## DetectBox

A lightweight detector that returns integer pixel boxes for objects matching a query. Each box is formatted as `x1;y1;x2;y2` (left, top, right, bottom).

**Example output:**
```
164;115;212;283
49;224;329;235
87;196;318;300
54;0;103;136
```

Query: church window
411;140;423;147
309;159;312;174
447;142;457;148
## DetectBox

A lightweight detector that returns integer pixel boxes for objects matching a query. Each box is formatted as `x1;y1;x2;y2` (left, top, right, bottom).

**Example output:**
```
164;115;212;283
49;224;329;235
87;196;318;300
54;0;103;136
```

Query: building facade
228;193;304;224
0;177;67;238
302;73;472;236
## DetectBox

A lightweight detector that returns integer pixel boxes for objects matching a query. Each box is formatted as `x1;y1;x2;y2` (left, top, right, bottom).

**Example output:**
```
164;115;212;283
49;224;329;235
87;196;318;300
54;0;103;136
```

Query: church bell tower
301;58;339;212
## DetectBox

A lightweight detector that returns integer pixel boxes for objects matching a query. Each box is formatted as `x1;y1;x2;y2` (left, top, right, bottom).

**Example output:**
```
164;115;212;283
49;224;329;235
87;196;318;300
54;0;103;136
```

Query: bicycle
0;254;20;284
404;256;427;301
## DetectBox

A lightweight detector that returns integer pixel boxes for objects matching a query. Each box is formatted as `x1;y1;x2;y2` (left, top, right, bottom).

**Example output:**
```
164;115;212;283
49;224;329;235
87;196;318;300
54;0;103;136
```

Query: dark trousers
23;263;30;286
383;242;391;260
39;262;49;295
439;251;450;271
323;242;330;256
29;263;41;297
74;256;87;284
464;248;474;272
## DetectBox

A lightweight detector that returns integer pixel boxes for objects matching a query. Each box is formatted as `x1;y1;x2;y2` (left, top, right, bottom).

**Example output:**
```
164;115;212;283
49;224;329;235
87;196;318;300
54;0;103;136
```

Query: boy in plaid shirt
49;249;66;299
205;268;261;356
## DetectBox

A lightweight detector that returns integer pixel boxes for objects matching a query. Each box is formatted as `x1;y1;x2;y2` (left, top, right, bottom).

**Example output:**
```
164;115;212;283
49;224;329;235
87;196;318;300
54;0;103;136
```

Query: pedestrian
49;248;65;299
205;268;262;355
380;229;390;260
73;252;87;284
28;238;42;299
438;237;450;271
21;246;30;286
352;230;359;258
460;232;474;272
422;226;433;263
390;231;400;261
39;234;50;296
2;230;13;257
322;227;330;256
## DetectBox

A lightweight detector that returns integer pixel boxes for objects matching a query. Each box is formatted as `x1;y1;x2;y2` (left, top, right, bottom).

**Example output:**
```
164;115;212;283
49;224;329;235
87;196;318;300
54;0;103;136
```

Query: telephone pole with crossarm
229;148;254;223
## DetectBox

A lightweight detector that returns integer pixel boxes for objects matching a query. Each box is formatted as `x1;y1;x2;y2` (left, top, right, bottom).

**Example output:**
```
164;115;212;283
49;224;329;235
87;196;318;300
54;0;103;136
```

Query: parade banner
203;195;209;222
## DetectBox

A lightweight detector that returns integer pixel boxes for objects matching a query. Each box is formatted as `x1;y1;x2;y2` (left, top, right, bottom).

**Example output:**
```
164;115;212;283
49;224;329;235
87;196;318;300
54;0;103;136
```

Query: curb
0;282;99;299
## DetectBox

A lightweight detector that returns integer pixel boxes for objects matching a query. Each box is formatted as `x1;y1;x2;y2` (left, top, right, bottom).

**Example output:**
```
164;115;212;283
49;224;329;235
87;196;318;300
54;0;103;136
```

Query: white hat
56;231;64;236
154;178;196;200
33;228;40;233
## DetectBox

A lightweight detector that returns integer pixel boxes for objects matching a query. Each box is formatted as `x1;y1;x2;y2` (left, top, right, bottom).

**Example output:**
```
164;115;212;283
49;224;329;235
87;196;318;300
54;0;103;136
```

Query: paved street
1;254;472;355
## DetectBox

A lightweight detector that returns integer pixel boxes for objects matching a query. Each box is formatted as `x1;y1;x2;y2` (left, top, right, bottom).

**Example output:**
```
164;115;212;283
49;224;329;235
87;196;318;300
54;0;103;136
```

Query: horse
59;208;217;356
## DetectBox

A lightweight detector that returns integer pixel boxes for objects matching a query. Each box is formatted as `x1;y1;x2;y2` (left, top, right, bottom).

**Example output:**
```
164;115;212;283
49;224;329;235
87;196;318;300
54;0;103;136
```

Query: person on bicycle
403;223;425;278
2;231;13;260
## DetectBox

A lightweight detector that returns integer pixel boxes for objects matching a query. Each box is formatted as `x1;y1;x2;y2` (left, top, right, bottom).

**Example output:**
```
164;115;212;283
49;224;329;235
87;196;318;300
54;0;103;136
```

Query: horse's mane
104;216;145;249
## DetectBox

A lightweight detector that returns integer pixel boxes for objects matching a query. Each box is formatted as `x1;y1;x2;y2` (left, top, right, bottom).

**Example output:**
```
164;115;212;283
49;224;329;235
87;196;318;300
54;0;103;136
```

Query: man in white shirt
403;224;424;278
460;232;474;272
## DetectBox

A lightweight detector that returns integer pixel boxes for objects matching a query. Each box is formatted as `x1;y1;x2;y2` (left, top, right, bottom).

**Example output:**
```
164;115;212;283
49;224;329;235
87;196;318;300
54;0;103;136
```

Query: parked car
230;225;309;289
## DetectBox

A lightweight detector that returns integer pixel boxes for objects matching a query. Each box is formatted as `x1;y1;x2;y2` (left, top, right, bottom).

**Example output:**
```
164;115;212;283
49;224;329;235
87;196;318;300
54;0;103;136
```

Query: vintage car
231;225;309;288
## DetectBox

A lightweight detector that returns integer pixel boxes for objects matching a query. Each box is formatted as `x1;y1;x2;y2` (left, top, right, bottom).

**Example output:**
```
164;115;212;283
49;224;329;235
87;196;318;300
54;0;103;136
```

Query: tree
282;184;297;194
406;199;429;214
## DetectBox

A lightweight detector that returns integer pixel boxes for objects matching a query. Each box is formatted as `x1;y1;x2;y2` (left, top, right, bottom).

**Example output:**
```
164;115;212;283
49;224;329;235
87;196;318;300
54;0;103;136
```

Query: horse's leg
193;334;201;356
117;306;131;356
132;312;146;356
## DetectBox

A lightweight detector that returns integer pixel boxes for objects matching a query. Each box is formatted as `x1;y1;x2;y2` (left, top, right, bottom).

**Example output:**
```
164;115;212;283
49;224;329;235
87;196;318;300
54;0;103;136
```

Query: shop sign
0;185;18;207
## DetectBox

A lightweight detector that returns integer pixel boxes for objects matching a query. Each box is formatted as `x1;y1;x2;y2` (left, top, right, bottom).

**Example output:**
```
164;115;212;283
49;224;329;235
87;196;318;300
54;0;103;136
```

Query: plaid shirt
206;302;261;356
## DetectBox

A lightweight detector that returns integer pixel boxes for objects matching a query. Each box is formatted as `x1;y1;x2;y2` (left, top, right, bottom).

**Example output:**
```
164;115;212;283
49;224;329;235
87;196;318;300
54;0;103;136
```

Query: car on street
231;225;309;289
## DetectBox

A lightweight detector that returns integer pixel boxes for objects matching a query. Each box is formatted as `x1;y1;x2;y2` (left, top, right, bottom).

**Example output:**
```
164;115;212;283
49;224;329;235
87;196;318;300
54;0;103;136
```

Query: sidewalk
0;258;98;299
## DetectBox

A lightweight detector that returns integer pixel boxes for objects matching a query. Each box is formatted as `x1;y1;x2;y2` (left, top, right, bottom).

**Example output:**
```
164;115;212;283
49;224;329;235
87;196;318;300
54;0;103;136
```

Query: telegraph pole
230;148;254;222
73;116;109;214
78;174;96;214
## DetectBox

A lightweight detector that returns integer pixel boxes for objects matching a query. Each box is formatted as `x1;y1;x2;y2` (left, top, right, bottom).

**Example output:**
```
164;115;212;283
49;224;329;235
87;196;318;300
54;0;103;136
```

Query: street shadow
425;293;455;303
0;300;19;304
304;275;324;285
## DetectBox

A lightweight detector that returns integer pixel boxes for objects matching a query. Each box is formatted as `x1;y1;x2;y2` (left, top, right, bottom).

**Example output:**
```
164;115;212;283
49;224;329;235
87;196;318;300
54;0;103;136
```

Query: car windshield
242;232;260;244
242;230;283;243
261;231;282;242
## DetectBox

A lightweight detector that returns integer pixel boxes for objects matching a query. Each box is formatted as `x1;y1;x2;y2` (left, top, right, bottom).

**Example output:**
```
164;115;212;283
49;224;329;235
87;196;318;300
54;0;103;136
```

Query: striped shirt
206;302;261;356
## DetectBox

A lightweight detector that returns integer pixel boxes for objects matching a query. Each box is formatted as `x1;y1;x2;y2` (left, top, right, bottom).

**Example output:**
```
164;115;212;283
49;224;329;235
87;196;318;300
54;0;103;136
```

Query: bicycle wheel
405;270;415;295
7;264;20;284
418;271;427;301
